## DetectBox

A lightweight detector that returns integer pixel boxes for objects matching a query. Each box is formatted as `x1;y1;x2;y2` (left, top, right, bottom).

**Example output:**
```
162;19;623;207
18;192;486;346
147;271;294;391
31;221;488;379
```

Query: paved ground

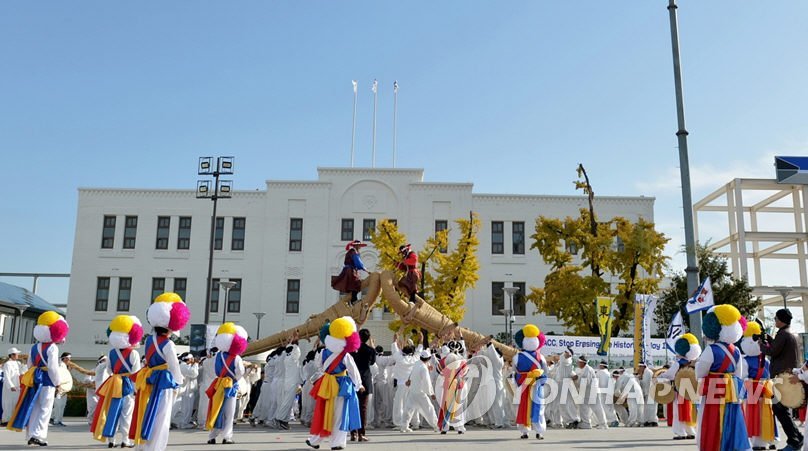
0;418;717;450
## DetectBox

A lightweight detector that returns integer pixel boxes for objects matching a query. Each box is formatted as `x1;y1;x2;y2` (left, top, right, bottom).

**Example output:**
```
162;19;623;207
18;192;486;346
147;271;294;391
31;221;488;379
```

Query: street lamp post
219;280;237;325
253;312;267;340
197;156;234;325
503;286;520;345
777;287;792;309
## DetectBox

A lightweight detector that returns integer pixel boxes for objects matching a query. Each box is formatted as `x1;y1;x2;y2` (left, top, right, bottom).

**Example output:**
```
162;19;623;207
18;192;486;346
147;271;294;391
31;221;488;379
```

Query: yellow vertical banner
633;299;644;371
596;296;613;356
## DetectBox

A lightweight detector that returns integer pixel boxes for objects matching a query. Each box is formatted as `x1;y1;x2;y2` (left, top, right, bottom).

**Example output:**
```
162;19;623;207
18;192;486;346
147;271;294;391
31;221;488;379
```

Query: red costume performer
396;244;421;303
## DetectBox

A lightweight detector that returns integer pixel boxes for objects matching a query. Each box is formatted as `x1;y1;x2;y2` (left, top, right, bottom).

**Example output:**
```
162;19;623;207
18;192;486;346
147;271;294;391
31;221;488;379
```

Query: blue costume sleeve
351;253;366;271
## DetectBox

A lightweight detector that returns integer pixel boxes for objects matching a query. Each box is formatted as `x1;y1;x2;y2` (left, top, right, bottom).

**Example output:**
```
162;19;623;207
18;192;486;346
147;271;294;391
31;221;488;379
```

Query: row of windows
101;215;245;251
491;221;525;255
93;277;302;315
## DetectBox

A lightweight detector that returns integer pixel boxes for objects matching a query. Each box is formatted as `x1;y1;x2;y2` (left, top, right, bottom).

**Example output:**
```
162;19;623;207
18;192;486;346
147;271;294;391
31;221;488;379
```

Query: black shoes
536;434;544;440
27;437;47;446
305;439;320;449
278;420;290;430
520;434;528;439
222;439;235;444
109;444;115;449
208;439;217;444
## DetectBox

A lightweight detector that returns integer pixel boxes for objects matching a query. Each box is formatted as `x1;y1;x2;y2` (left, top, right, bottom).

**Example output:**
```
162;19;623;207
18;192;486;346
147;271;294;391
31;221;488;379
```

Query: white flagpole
393;80;398;168
351;80;358;167
372;79;378;168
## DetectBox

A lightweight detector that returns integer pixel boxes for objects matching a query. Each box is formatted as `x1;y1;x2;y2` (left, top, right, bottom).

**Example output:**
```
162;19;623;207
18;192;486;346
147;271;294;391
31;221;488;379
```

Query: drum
57;364;73;395
652;368;675;404
774;371;806;409
674;367;698;402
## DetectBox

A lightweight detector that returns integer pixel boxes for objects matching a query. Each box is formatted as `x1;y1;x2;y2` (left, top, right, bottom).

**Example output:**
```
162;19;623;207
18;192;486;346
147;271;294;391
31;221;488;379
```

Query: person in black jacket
350;329;376;442
762;308;803;451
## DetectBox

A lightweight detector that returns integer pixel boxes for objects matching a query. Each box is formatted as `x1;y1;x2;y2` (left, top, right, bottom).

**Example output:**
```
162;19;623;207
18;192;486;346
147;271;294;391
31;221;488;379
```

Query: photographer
762;308;803;450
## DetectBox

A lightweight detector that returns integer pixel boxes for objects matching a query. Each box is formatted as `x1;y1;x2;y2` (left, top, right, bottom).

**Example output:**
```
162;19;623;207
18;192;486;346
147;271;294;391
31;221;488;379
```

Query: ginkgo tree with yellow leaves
370;213;481;332
526;165;669;336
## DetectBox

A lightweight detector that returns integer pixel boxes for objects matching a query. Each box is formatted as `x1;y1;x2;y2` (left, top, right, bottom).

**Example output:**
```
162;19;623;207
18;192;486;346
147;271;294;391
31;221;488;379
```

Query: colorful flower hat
514;324;546;352
673;333;702;360
324;316;360;353
147;292;191;332
740;320;763;356
702;304;746;344
213;322;249;356
33;311;69;343
107;315;144;349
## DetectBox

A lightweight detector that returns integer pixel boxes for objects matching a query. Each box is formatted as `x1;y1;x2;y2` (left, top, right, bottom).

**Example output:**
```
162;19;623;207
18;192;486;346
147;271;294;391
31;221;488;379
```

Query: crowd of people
1;268;807;451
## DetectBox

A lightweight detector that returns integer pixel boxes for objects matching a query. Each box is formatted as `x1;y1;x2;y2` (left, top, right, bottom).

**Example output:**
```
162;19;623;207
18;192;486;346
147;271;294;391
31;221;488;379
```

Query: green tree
526;165;669;336
654;243;760;332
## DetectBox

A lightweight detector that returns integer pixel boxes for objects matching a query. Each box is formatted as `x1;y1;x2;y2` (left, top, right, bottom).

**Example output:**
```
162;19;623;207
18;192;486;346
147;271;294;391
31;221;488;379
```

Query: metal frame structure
694;178;808;320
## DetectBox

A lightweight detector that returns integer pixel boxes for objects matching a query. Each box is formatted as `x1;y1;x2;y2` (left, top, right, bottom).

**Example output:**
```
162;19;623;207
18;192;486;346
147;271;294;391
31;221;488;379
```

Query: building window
214;217;224;250
289;218;303;251
363;219;376;241
435;220;448;253
388;219;397;227
117;277;132;311
101;216;116;249
491;282;504;316
286;279;300;314
177;217;192;250
151;278;165;303
227;279;241;313
156;216;170;250
209;279;220;313
512;221;525;255
123;216;138;249
341;218;354;241
173;278;187;301
232;217;246;251
566;240;579;255
95;277;110;311
491;221;504;254
513;282;527;316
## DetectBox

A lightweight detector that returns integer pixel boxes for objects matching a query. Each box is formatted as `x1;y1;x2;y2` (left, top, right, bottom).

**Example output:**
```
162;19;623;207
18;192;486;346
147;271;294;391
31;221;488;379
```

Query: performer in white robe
596;361;618;427
403;349;439;431
274;342;301;429
175;353;199;429
299;350;318;427
196;348;217;428
2;347;22;424
573;356;607;429
372;346;394;428
390;335;421;430
615;369;644;427
482;343;506;428
637;362;658;426
557;350;581;428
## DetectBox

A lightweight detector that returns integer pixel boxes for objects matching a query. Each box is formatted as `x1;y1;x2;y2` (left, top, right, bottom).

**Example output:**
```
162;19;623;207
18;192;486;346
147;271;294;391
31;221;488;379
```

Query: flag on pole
372;79;378;93
393;80;399;93
596;296;614;356
666;311;684;353
637;294;658;365
352;80;358;94
685;276;714;313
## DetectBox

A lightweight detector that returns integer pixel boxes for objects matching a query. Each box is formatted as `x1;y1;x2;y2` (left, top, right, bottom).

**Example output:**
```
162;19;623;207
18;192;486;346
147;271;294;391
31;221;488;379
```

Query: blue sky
1;1;806;304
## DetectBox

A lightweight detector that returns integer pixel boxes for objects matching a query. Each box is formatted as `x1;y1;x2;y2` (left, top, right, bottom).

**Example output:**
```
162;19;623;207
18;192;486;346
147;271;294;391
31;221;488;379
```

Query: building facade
65;168;655;359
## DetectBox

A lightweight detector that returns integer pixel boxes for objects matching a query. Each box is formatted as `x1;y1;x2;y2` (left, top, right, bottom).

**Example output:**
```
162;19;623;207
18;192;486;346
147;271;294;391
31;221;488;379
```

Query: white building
64;167;654;359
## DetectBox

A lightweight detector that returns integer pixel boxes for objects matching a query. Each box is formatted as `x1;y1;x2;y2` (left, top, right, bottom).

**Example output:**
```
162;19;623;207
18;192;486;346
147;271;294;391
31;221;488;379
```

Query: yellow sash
132;364;167;445
205;377;234;431
91;373;128;442
316;370;346;434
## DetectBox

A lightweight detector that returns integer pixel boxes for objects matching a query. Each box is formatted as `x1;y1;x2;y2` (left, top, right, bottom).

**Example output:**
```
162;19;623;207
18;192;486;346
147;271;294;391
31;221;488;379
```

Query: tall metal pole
371;79;378;168
393;80;398;168
203;162;220;326
351;80;358;167
668;0;702;341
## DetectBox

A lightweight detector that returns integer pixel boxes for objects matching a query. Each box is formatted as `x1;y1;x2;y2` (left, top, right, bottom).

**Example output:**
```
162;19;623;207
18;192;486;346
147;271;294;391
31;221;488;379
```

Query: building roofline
473;193;655;202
